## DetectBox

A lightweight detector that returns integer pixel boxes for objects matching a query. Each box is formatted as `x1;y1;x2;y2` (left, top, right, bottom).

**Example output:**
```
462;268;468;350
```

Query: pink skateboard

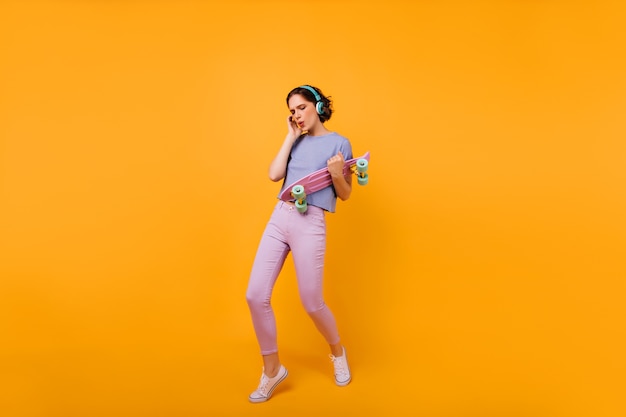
279;151;370;213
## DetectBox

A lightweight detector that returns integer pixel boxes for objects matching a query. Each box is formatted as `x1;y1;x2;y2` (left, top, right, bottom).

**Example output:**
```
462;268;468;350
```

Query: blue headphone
299;85;325;115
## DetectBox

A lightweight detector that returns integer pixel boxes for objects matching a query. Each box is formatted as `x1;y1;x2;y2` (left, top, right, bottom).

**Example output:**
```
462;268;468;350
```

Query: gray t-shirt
278;132;353;213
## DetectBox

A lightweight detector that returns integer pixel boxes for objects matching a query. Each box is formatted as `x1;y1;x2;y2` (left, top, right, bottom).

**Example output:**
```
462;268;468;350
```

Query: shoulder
328;132;351;145
329;133;353;158
333;132;351;145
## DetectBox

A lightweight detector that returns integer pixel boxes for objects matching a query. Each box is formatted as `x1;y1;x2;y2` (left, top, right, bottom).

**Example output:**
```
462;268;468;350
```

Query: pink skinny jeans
246;201;341;355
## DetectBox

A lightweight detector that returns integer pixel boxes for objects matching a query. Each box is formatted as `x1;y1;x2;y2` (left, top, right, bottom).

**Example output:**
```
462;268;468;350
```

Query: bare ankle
330;343;344;357
262;353;281;377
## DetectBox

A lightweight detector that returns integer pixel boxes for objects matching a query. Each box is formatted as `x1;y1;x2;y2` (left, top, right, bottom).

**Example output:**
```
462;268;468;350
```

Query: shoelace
255;374;270;395
330;354;348;377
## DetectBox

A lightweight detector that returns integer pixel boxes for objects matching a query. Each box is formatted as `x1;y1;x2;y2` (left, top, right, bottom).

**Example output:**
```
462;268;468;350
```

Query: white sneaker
248;365;288;403
329;347;351;386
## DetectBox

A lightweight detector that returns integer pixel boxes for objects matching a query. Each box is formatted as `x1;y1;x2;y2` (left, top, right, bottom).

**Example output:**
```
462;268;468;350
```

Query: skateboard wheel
356;158;368;173
295;199;308;213
291;185;306;200
357;173;369;186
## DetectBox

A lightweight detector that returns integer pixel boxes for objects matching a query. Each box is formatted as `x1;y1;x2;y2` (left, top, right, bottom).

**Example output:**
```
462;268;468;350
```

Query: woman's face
288;94;319;132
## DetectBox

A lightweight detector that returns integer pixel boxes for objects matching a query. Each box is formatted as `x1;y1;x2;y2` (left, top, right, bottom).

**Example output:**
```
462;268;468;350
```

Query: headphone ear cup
316;101;324;115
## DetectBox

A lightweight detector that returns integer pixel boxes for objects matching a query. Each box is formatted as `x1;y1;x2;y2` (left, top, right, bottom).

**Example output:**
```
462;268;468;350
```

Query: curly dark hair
286;85;333;123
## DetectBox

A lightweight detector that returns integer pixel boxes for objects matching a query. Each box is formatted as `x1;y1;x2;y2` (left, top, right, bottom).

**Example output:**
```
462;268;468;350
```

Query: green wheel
295;199;308;213
291;185;306;200
356;159;368;174
357;173;369;186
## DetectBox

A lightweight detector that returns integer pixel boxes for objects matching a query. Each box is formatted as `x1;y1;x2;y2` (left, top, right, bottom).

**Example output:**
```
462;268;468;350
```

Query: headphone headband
299;85;321;101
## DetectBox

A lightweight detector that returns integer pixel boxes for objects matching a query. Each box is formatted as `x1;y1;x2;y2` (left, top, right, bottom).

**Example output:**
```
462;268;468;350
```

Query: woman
245;85;353;403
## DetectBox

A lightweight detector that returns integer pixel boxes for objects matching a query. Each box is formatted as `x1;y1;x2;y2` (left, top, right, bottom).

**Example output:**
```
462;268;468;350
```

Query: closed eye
290;106;306;114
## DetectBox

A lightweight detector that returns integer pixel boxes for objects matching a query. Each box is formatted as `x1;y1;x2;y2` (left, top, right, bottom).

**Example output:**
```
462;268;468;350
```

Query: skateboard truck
291;185;308;213
353;158;369;186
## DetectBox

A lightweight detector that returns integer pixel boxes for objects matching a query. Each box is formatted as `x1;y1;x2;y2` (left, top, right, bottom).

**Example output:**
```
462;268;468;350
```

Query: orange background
1;1;625;416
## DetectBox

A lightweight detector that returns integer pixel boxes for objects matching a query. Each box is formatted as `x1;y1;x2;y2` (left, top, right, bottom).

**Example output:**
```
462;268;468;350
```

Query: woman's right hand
269;116;301;181
286;115;302;141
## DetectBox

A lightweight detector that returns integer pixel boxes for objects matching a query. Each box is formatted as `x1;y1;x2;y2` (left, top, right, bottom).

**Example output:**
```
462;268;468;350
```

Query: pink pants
246;201;341;355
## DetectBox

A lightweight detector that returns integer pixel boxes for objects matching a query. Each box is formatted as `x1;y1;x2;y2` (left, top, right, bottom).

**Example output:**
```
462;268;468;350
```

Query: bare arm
327;152;352;201
268;116;302;182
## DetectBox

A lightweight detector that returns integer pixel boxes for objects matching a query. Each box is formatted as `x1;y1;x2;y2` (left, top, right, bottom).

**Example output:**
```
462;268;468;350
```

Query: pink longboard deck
279;151;370;201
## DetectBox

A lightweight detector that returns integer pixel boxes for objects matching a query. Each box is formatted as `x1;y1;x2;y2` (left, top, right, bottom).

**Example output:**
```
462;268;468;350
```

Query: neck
306;124;330;137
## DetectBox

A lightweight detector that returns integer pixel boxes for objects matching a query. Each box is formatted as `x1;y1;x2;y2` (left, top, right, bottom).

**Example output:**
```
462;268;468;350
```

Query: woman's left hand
327;152;345;178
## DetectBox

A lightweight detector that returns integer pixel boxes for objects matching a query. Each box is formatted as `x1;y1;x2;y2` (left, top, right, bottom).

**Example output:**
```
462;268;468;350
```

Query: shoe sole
248;368;288;403
336;376;351;386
